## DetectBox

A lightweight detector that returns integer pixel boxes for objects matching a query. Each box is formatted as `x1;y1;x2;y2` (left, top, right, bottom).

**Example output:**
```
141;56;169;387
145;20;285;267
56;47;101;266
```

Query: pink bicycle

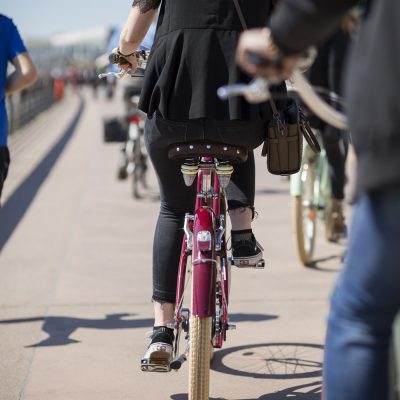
141;141;264;399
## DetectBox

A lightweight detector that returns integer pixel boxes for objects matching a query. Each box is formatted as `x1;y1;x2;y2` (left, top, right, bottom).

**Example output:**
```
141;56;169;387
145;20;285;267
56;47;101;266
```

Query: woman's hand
110;48;138;74
236;27;300;81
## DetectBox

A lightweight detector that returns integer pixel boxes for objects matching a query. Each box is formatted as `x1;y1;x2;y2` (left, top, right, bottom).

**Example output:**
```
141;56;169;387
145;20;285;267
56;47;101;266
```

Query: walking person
115;0;287;365
236;0;400;398
0;14;37;202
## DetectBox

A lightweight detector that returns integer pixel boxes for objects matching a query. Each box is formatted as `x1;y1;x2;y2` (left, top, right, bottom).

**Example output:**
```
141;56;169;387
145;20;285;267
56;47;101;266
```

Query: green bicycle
290;131;343;266
219;70;399;397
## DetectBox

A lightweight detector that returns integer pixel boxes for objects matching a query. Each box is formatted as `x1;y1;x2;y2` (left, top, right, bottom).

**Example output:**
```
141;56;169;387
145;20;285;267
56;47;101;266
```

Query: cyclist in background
306;18;354;239
0;15;37;203
237;0;400;399
115;0;286;366
107;21;156;180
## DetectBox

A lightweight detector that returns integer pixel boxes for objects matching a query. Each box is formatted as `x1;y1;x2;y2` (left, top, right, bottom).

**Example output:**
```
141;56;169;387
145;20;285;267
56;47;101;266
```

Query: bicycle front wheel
189;316;212;400
293;162;317;266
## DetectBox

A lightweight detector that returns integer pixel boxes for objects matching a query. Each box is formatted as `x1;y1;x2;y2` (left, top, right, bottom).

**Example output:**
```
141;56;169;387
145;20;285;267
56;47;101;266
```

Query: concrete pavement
0;85;347;400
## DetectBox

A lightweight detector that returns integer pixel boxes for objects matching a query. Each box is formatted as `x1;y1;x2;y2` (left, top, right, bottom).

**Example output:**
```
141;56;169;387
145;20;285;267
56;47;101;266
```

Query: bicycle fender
192;207;216;318
290;170;303;196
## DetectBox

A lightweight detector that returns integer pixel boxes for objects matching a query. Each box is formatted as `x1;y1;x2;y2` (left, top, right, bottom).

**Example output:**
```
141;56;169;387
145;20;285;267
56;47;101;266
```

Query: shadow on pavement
306;253;343;272
0;97;84;252
0;312;277;347
171;381;322;400
211;342;323;380
257;381;322;399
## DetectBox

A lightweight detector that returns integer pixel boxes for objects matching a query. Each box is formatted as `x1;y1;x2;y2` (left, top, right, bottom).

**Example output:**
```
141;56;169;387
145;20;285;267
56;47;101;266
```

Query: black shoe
326;201;347;242
231;234;264;267
141;327;174;373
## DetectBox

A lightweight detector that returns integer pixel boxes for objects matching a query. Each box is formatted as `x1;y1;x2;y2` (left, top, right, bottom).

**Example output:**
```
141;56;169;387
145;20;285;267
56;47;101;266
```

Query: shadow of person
0;313;153;347
0;312;277;347
229;313;278;323
0;99;84;252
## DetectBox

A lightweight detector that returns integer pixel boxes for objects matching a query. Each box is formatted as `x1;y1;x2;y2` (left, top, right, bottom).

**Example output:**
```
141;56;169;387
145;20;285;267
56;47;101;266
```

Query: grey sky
1;0;132;39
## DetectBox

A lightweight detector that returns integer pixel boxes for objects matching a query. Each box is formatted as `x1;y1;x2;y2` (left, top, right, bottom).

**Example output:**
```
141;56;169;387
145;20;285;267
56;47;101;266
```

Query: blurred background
2;0;132;133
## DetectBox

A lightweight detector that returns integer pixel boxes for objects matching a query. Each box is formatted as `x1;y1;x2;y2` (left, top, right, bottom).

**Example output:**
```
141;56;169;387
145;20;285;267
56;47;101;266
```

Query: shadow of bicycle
304;253;343;272
211;342;323;380
171;380;322;400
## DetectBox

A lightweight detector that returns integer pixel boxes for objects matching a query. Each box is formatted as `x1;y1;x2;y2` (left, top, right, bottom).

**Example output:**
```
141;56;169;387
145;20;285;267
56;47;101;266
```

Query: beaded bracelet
117;48;137;58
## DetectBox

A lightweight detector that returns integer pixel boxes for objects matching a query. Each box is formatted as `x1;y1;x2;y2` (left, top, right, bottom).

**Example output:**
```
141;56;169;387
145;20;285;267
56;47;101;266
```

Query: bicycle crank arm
170;354;187;370
170;343;190;371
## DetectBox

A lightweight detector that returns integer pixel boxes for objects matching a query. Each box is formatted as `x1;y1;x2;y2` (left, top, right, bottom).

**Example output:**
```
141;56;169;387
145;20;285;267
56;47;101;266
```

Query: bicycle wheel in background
132;136;143;199
293;161;318;266
188;316;212;400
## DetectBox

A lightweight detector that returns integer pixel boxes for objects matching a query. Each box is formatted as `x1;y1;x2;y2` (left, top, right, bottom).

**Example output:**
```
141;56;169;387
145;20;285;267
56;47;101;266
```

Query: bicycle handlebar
218;48;349;130
98;50;149;80
217;78;271;104
290;70;348;130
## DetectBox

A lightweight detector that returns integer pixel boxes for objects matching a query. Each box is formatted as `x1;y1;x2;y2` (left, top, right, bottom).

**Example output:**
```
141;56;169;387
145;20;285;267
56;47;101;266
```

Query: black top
270;0;400;193
139;0;279;121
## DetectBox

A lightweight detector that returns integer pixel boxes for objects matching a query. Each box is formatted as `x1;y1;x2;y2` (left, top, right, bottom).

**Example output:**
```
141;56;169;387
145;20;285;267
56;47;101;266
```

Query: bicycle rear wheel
188;316;212;400
293;162;317;266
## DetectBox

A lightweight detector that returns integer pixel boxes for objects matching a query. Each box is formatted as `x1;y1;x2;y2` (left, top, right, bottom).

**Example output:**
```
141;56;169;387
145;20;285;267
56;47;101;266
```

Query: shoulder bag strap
232;0;280;119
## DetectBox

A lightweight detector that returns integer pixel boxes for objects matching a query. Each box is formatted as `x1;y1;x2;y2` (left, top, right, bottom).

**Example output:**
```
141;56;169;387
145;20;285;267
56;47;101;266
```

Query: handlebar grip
245;51;283;69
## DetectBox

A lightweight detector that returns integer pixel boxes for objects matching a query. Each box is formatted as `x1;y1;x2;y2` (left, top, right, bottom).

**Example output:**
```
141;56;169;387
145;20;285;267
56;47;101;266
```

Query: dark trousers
308;29;350;200
145;115;266;302
0;146;10;203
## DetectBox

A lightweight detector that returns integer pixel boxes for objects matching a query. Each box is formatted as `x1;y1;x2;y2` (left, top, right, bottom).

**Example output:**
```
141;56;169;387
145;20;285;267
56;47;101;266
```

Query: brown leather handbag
232;0;320;175
261;98;320;175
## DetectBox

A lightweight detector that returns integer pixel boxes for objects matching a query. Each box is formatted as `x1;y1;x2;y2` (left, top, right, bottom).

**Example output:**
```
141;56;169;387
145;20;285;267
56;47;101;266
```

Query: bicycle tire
188;316;212;400
132;137;142;199
293;163;317;266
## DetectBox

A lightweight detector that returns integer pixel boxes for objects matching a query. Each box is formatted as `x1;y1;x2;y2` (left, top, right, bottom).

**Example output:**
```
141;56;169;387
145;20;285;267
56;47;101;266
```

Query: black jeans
0;147;10;204
145;115;266;303
321;128;349;200
308;29;350;200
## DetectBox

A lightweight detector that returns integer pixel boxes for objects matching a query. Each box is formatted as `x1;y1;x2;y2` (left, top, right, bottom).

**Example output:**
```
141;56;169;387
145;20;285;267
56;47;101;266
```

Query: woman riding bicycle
116;0;286;365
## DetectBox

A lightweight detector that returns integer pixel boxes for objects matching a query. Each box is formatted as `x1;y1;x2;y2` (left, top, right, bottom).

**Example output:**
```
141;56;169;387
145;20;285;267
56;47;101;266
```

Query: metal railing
7;75;58;135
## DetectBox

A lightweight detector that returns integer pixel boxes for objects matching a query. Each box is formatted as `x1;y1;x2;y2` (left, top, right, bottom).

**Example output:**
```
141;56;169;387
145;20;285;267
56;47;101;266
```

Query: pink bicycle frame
174;157;230;348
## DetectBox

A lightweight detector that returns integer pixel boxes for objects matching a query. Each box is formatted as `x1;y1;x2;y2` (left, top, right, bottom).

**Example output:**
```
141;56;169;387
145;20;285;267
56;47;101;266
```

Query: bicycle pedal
230;257;265;269
140;357;171;373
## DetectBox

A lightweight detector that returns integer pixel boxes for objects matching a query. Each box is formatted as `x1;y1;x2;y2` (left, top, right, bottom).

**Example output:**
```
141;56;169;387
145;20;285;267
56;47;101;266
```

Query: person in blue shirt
0;15;37;201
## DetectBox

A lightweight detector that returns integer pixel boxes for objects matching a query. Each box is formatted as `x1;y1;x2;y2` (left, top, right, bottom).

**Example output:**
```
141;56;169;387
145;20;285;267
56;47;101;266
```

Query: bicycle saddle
168;141;248;163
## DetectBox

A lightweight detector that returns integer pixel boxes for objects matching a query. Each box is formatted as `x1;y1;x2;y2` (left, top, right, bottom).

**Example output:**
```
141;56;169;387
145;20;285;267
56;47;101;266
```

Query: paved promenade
0;86;347;400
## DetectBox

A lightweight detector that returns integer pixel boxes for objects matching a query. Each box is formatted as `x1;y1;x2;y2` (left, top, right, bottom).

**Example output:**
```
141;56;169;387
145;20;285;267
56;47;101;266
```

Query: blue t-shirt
0;15;27;146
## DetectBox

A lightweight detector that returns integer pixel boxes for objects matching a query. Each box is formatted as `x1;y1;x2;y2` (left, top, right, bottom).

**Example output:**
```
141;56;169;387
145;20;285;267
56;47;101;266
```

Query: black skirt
139;0;285;121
